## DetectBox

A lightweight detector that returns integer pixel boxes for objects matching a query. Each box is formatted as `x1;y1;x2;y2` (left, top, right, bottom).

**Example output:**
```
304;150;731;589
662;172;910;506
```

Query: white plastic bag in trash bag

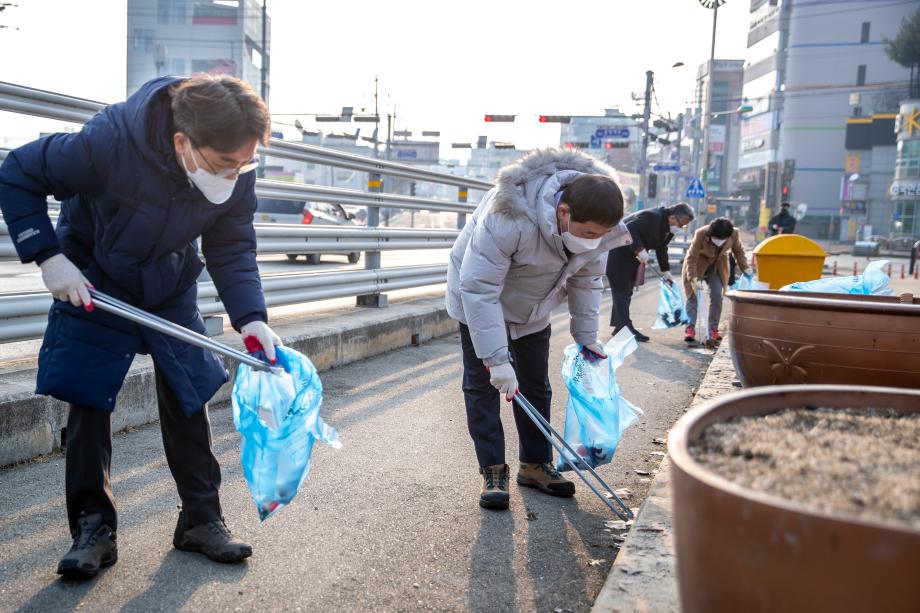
780;260;893;296
555;328;643;472
232;345;342;521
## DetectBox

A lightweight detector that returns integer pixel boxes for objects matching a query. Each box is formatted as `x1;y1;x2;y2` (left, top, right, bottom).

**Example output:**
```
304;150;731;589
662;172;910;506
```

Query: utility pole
260;0;268;102
675;113;684;203
637;70;654;211
700;3;718;192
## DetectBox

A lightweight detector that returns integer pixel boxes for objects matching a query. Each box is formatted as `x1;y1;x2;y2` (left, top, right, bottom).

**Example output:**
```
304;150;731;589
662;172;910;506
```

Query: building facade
694;59;745;201
127;0;270;100
559;109;642;174
841;112;897;241
737;0;912;239
889;100;920;240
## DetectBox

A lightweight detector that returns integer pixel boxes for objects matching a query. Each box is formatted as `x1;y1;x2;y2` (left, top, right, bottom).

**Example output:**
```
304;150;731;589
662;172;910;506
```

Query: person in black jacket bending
605;203;695;342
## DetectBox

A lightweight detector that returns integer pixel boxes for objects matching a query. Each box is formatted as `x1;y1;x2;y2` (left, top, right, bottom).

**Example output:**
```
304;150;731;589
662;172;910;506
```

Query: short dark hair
708;217;734;239
170;74;270;152
781;201;791;209
666;202;695;223
561;174;623;226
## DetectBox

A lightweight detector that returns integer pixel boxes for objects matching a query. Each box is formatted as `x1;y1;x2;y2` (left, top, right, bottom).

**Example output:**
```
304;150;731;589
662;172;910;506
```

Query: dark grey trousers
65;363;222;533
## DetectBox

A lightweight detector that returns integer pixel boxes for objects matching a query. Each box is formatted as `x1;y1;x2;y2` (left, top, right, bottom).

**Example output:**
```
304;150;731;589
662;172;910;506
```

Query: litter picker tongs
88;289;273;372
513;392;633;521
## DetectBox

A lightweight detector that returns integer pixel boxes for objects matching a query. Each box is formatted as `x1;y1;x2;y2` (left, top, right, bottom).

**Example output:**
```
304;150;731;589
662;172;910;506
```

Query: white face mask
559;214;603;253
563;232;602;254
711;237;727;247
181;148;238;205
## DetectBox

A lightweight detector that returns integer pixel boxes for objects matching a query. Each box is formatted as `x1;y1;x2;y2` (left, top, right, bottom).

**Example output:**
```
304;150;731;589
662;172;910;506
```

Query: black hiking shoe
57;512;117;579
479;464;510;510
173;509;252;563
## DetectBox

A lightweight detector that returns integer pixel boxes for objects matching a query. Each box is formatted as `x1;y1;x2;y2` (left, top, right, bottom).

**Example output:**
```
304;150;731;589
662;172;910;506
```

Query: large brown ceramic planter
668;385;920;613
727;290;920;388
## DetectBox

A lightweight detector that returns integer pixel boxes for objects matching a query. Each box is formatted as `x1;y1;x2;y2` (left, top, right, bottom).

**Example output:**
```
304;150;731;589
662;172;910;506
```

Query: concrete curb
0;296;456;467
592;342;737;613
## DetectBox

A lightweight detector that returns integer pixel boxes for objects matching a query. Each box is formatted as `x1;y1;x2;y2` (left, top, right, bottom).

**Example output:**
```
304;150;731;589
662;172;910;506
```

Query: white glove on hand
581;342;608;363
489;362;518;401
39;254;93;309
690;278;701;293
663;270;674;285
636;250;650;264
241;321;283;364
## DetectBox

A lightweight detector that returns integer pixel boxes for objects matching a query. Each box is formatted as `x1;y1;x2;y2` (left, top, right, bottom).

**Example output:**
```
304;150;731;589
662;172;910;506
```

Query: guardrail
0;221;458;261
0;81;487;337
0;265;448;342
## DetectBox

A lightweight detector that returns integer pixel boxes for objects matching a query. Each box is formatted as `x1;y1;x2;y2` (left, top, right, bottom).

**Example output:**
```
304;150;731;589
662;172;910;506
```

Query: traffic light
538;115;571;123
648;173;658;198
484;114;515;122
781;159;795;201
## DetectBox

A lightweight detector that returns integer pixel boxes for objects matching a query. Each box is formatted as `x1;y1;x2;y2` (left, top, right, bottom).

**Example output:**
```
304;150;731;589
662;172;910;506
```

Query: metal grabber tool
88;289;273;372
513;392;633;521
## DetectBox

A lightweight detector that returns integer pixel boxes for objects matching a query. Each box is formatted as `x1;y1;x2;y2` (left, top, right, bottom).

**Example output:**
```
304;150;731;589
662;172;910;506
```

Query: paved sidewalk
0;286;714;612
592;343;737;613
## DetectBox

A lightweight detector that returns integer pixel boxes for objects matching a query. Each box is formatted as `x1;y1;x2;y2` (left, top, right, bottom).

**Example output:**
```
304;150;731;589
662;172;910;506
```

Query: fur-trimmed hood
492;148;619;215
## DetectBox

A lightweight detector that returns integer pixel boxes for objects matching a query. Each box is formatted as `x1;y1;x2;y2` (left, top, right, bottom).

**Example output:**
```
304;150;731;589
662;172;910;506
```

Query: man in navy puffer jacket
0;74;282;578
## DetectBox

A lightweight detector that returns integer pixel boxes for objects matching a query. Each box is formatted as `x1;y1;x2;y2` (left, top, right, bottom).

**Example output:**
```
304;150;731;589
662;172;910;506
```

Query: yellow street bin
752;235;827;290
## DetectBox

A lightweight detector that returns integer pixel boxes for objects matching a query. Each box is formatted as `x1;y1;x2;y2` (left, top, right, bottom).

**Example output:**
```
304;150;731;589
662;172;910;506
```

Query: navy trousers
459;323;552;468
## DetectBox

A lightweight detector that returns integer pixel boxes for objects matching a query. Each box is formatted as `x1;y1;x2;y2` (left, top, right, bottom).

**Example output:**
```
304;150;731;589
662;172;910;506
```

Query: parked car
255;198;360;264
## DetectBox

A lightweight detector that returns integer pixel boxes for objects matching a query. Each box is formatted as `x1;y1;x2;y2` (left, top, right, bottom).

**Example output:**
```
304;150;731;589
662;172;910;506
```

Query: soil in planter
690;408;920;529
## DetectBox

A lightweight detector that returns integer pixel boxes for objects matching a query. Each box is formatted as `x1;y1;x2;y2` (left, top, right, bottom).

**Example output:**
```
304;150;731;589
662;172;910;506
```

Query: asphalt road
0;285;713;612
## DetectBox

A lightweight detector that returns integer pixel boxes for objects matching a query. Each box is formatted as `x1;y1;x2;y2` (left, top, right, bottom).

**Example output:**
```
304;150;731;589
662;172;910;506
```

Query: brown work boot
479;464;510;510
517;462;575;497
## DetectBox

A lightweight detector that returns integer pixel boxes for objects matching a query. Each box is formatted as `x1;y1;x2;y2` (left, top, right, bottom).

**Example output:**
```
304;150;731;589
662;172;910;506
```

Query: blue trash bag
555;328;643;472
730;272;770;292
780;260;893;296
232;345;342;521
652;279;691;329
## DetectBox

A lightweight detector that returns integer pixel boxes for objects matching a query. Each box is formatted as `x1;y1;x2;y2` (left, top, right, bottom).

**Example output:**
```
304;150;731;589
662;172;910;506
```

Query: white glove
39;254;93;309
636;250;650;264
489;362;518;401
663;270;674;285
241;320;283;364
581;342;608;363
690;278;701;293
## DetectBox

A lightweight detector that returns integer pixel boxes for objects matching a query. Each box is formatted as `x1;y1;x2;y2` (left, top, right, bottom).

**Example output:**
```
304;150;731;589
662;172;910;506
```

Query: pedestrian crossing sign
686;178;706;199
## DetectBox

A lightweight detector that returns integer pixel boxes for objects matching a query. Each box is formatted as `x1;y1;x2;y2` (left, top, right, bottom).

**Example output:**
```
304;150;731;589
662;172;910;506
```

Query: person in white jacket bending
446;149;631;510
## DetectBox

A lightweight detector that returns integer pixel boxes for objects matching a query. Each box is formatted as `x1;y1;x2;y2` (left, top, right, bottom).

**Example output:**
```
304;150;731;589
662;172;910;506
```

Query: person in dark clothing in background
910;239;920;276
0;75;283;579
605;202;695;342
770;201;797;235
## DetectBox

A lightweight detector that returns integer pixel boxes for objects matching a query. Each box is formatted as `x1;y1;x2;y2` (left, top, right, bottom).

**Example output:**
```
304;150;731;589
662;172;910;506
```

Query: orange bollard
901;264;906;279
915;267;919;280
887;263;893;277
832;261;838;276
853;262;858;276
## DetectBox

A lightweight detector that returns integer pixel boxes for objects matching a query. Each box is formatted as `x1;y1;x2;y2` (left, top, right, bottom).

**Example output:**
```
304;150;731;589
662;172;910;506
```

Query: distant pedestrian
0;75;281;579
682;217;750;343
446;149;630;511
605;202;695;342
770;201;797;235
911;239;920;276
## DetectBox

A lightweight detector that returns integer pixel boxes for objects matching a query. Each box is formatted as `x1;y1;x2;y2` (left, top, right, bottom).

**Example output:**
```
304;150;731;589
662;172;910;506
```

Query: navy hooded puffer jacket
0;76;268;415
